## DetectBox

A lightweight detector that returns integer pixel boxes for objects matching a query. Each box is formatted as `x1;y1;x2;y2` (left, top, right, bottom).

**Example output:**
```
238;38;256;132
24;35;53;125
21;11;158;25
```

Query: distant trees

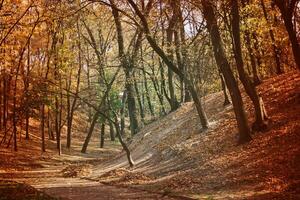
0;0;299;157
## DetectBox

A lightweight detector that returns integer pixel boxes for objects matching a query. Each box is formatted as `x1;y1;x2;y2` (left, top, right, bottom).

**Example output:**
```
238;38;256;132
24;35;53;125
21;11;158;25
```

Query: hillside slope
91;71;300;199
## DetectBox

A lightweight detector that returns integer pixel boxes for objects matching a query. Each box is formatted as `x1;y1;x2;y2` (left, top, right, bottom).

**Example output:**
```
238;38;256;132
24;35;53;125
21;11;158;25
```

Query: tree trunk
273;0;300;70
109;121;115;141
114;117;134;167
282;15;300;69
47;110;54;140
67;19;82;149
82;112;99;153
142;68;155;117
187;82;209;129
231;0;268;131
126;78;139;135
260;0;283;74
134;72;145;122
55;96;61;155
244;31;261;85
127;0;208;129
111;0;139;135
3;75;7;140
219;73;231;106
40;104;46;152
202;0;252;144
100;121;105;148
120;90;127;135
166;17;179;111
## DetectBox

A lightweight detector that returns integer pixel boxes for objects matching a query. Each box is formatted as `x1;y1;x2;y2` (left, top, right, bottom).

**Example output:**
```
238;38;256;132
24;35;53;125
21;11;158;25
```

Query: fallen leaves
61;164;92;178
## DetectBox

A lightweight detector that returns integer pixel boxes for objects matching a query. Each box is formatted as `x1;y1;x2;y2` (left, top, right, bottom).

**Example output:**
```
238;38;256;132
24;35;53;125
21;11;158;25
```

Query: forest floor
0;71;299;200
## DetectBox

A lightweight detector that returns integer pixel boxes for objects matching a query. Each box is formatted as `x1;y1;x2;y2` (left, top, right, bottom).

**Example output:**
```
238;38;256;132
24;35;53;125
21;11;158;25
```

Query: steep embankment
91;71;300;199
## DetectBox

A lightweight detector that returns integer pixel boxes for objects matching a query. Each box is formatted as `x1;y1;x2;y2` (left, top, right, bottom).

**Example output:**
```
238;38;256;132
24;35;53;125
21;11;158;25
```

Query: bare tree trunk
120;90;127;135
12;78;17;151
231;0;268;131
273;0;300;70
260;0;283;74
47;110;54;140
40;104;45;152
2;75;8;144
109;121;115;141
166;12;179;111
82;112;99;153
133;72;145;123
244;31;261;85
202;0;252;143
67;20;82;149
219;73;231;106
55;95;61;155
110;0;139;135
100;121;105;148
114;117;134;167
142;67;155;117
24;42;30;140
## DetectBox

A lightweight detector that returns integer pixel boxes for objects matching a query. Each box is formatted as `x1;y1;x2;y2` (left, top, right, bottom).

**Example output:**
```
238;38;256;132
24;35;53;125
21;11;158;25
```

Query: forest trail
0;71;299;200
0;150;181;200
0;169;179;200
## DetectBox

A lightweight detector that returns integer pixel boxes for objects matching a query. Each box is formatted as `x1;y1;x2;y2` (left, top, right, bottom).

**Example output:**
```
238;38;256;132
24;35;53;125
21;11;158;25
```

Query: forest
0;0;299;199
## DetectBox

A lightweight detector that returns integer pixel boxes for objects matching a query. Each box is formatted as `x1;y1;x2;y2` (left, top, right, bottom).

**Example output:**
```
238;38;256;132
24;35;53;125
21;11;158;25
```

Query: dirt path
0;161;182;200
40;180;178;200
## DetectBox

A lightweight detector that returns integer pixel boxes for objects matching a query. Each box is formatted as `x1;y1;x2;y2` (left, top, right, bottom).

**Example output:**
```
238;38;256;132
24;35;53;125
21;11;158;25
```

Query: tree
126;0;209;129
201;0;252;143
231;0;268;131
273;0;300;69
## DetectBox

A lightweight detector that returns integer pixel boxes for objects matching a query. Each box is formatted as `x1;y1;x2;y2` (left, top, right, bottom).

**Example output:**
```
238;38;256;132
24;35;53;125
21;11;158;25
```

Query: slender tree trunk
82;112;99;153
231;0;268;131
67;20;82;149
12;78;17;151
47;110;54;140
126;77;139;135
55;95;61;155
111;0;139;135
133;72;145;122
3;75;7;141
149;70;166;115
109;121;115;141
202;0;252;144
114;117;134;167
100;121;105;148
244;31;261;85
142;68;155;117
120;90;127;135
219;73;231;106
40;104;45;152
260;0;283;74
281;15;300;69
166;21;179;111
273;0;300;69
24;41;31;139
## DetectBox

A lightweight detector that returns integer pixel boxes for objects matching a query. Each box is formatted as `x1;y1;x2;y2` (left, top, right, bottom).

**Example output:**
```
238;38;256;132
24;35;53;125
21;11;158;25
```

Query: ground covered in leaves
0;180;59;200
0;71;299;200
90;71;300;199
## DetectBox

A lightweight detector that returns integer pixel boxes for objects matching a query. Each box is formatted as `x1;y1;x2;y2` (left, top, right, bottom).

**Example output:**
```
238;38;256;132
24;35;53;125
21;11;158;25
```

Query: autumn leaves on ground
1;0;300;200
1;72;299;199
